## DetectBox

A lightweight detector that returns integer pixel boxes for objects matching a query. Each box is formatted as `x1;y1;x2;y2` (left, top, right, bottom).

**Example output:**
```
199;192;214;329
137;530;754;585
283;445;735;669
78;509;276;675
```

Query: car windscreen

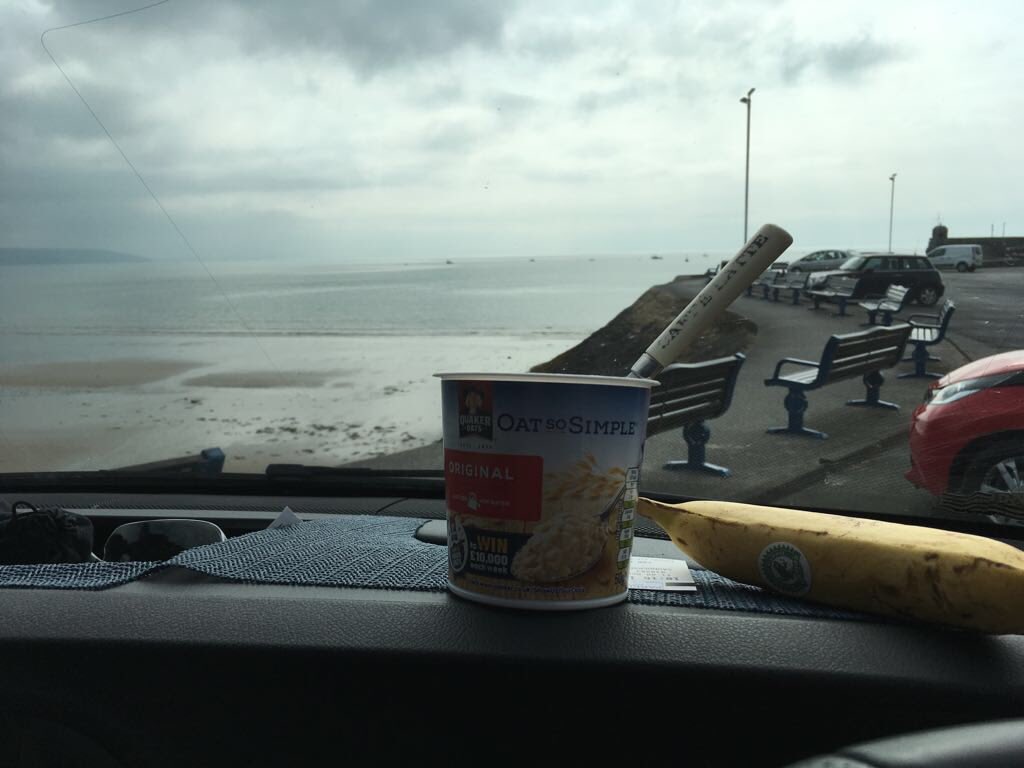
2;1;1022;533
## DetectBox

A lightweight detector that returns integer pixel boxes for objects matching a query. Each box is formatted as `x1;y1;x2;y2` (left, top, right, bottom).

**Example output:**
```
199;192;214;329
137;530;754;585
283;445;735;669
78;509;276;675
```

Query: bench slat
651;376;729;403
826;353;903;383
832;339;908;361
650;380;729;410
832;345;904;366
647;401;724;434
833;328;910;353
832;343;904;363
778;369;819;385
831;340;903;361
652;380;731;405
649;387;729;419
655;365;735;389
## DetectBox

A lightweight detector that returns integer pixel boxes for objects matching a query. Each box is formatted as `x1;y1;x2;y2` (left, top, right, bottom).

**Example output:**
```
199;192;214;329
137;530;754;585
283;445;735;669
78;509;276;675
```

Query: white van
927;244;982;272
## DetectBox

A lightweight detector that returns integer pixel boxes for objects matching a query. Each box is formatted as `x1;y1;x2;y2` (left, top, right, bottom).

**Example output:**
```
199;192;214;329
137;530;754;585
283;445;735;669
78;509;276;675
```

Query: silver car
786;249;860;273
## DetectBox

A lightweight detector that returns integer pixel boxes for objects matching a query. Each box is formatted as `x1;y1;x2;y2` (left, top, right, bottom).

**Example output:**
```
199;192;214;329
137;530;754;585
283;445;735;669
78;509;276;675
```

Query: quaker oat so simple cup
436;372;655;610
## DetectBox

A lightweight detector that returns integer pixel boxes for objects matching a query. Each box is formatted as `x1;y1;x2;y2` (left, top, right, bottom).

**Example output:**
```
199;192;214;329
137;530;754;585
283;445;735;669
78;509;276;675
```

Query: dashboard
1;492;1023;767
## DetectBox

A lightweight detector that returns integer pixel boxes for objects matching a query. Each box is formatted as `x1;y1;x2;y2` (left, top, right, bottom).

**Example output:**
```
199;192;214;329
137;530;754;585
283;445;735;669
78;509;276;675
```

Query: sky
2;0;1023;262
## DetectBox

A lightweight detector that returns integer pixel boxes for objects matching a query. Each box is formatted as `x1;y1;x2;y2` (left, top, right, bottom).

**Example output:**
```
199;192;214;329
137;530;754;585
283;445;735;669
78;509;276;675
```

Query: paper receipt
628;556;697;591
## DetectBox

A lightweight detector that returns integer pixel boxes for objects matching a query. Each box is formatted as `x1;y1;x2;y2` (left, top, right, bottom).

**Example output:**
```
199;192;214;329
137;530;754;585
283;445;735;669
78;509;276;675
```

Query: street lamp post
740;88;755;244
888;173;897;253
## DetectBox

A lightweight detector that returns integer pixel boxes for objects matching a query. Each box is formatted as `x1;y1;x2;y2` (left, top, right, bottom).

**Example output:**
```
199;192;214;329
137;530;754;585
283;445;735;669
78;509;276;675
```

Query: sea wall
926;225;1024;263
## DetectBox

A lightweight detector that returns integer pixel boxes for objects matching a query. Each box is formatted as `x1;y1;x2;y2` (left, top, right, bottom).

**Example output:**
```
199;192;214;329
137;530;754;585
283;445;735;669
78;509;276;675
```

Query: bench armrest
907;312;940;324
769;357;820;380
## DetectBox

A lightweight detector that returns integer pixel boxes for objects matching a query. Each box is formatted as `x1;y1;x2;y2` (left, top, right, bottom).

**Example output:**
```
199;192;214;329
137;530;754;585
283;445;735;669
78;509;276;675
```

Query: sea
0;252;739;471
1;253;729;342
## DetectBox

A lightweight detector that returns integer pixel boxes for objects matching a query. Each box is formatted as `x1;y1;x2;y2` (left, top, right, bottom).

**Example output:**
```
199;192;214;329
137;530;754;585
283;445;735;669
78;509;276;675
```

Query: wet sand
0;359;203;388
0;333;579;473
181;370;354;388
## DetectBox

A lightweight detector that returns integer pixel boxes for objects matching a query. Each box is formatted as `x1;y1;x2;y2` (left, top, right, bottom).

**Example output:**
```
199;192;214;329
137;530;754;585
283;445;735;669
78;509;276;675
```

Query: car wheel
916;286;940;306
961;440;1024;525
956;262;968;273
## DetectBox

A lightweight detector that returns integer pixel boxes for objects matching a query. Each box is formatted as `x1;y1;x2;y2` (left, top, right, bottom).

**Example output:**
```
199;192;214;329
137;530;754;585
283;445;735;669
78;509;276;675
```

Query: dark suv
805;253;945;306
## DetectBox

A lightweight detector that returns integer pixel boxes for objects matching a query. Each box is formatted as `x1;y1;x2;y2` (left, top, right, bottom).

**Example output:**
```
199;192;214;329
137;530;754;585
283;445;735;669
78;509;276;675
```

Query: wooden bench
647;354;745;476
781;270;807;305
899;300;956;379
763;324;912;438
859;284;911;326
745;268;780;298
756;270;787;301
806;275;859;316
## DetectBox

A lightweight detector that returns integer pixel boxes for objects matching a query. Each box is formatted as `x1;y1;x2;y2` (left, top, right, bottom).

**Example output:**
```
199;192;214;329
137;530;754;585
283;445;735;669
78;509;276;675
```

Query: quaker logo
458;381;493;440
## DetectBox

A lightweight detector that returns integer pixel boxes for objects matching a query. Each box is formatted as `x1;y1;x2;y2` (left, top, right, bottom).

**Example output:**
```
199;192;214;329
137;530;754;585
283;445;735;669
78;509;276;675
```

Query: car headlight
925;373;1019;405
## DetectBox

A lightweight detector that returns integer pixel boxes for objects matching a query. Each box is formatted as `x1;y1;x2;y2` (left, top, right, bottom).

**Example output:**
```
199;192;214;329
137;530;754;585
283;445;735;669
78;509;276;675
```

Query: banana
639;497;1024;634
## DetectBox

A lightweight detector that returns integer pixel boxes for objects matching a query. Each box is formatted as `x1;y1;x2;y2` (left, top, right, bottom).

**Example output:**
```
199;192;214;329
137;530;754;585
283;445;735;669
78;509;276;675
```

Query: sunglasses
2;502;228;564
103;519;226;562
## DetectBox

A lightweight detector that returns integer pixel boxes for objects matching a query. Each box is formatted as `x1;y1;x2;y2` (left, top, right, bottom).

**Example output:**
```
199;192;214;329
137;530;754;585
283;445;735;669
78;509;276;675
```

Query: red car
906;351;1024;496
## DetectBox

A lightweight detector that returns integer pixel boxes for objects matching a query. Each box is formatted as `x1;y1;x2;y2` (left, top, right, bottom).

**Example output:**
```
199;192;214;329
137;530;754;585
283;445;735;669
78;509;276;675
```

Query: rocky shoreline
531;275;757;376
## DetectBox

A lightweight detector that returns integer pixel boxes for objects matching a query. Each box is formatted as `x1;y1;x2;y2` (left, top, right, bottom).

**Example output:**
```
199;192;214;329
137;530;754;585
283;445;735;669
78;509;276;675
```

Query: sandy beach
0;333;579;473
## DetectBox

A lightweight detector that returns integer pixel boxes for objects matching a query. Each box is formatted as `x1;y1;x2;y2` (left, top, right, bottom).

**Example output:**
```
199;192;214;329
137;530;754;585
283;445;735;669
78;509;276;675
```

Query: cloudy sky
2;0;1022;261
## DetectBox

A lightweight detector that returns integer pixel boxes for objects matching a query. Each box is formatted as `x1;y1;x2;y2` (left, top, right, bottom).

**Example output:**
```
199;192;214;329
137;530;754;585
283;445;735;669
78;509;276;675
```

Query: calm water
1;253;730;342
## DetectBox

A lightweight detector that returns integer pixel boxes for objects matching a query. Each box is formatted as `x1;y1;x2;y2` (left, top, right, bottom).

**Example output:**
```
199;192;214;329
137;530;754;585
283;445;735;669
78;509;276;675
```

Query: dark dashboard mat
0;515;863;620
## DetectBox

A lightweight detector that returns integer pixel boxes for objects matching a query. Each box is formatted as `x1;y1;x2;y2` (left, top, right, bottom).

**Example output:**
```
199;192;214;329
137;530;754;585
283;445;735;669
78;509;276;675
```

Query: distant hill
0;248;147;266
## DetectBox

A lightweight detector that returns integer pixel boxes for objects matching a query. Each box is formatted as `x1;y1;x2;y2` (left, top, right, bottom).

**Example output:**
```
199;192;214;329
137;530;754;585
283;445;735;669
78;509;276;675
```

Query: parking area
933;267;1024;356
639;269;1017;518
